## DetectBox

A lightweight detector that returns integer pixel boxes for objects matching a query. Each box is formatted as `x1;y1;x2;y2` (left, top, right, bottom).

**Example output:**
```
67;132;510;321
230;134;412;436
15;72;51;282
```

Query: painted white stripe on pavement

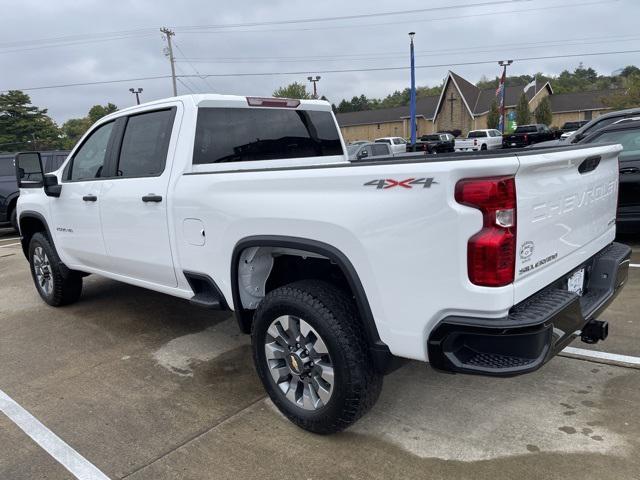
0;242;20;248
630;263;640;268
562;347;640;366
0;237;20;242
0;389;110;480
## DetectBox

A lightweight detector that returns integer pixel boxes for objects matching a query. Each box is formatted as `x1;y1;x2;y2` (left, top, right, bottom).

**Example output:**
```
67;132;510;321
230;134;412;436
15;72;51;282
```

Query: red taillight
455;176;516;287
246;97;300;108
474;139;477;146
524;133;529;143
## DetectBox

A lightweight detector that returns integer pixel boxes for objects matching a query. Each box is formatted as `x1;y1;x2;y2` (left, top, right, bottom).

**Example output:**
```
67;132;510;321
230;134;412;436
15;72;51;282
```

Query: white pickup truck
14;94;630;434
455;128;503;151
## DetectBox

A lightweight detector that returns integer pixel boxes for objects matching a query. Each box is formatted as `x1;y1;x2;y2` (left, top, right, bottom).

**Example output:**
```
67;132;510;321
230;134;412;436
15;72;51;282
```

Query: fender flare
17;211;70;279
230;235;384;347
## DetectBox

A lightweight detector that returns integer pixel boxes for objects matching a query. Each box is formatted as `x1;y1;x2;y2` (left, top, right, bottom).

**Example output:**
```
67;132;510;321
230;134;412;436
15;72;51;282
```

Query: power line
172;49;640;78
176;33;640;64
0;0;527;51
174;0;617;36
173;41;214;92
174;0;531;30
4;48;639;93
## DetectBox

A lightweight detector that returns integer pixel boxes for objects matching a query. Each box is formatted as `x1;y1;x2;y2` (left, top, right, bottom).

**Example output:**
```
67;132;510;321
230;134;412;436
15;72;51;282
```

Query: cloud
0;0;635;124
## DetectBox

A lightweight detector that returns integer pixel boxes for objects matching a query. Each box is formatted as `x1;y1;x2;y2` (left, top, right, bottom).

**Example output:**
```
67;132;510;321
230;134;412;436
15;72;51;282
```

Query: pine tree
515;93;532;126
534;97;553;126
487;100;500;129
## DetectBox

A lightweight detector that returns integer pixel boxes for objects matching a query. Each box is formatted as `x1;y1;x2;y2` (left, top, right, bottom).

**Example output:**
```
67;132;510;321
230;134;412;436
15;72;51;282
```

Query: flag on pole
523;79;536;94
496;69;506;132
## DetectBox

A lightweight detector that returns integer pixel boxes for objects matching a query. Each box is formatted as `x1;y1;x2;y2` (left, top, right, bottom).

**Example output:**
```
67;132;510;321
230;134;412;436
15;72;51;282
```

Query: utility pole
497;60;513;134
160;27;178;96
129;88;143;105
408;32;417;146
307;76;321;99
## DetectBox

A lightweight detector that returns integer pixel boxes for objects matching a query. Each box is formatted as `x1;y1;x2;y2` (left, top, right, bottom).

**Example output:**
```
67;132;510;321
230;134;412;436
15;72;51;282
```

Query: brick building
336;71;620;142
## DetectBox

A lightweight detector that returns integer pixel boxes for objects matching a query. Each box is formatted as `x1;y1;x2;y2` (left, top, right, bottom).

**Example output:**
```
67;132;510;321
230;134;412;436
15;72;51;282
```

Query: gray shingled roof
335;96;438;126
549;89;622;112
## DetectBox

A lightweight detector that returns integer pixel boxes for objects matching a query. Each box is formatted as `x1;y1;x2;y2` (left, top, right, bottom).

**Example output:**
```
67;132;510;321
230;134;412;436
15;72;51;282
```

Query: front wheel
252;280;383;434
29;232;83;306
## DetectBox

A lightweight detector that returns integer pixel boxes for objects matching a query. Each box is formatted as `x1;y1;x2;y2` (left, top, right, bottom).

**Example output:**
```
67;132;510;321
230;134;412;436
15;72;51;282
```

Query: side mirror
14;152;44;188
357;149;369;160
44;174;62;198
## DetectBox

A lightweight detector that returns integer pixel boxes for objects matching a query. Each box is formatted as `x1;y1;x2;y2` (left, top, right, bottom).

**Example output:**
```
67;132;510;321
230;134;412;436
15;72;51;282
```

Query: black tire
252;280;383;434
480;143;488;151
28;232;83;306
9;207;18;231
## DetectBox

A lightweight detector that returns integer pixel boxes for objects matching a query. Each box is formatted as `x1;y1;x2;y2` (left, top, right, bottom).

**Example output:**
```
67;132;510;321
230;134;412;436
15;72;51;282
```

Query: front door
51;121;115;269
99;107;178;287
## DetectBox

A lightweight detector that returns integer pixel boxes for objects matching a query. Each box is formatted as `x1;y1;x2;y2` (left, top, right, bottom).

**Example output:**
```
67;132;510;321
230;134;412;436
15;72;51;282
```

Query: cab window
69;122;114;181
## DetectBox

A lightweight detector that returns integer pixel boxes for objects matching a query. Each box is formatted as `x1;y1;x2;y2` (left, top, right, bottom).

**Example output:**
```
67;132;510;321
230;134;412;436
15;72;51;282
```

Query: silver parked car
347;142;392;161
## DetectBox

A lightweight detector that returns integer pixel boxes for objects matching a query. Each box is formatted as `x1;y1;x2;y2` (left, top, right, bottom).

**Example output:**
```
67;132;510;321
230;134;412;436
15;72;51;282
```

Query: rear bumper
427;242;631;377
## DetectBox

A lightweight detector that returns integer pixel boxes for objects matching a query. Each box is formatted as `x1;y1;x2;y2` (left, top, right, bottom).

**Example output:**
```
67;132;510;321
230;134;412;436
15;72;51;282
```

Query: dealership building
336;71;618;142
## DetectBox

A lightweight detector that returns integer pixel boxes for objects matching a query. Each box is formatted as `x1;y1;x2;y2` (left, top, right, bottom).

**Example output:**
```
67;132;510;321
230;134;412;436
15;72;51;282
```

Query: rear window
467;131;487;138
372;144;389;156
514;126;537;133
0;158;15;177
193;108;343;164
375;139;391;144
421;135;440;141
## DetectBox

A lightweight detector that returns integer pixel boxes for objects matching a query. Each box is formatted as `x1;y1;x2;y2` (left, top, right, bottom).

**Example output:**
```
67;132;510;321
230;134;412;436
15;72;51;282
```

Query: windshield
514;126;537;133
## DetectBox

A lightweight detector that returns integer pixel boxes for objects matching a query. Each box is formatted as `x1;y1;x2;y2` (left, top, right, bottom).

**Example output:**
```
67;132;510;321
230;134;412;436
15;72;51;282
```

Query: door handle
142;194;163;203
82;195;97;202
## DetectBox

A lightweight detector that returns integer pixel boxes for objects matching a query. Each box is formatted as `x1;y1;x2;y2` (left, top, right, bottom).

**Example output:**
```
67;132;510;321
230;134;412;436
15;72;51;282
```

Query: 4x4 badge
364;177;438;189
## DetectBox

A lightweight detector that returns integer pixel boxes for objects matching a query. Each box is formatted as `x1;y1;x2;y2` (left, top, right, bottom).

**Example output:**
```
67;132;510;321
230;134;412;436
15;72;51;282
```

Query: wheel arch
230;235;384;347
231;235;401;374
18;211;54;259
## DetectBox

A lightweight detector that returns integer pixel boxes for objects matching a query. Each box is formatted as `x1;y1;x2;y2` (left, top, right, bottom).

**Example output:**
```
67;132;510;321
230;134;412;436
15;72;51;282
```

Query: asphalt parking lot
1;226;640;480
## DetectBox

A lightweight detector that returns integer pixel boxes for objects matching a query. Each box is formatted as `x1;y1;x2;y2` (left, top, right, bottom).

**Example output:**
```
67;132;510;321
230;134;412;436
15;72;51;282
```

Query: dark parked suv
575;120;640;233
0;151;69;230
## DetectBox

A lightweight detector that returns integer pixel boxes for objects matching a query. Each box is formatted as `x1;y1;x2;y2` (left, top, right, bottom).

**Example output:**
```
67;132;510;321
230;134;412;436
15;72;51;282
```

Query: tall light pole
307;76;321;99
497;60;513;134
409;32;417;146
160;27;178;96
129;88;143;105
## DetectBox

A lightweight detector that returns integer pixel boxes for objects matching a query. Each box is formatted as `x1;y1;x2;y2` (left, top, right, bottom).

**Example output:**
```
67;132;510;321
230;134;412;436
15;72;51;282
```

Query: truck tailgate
513;144;621;303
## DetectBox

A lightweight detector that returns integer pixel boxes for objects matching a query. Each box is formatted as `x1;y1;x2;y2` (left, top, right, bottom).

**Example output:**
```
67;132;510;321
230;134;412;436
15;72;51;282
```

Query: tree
603;73;640;110
534;96;553;126
515;93;531;126
0;90;63;152
487;100;500;129
60;103;118;148
88;103;117;123
273;82;310;99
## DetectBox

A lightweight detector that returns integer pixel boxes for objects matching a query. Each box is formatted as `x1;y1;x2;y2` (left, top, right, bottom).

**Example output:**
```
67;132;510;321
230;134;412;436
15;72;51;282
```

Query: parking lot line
562;346;640;367
0;237;20;242
0;388;110;480
630;263;640;268
0;242;20;248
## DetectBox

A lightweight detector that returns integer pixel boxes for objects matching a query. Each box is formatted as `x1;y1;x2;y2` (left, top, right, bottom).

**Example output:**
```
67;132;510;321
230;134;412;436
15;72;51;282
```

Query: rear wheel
252;280;383;434
28;232;83;306
481;143;488;151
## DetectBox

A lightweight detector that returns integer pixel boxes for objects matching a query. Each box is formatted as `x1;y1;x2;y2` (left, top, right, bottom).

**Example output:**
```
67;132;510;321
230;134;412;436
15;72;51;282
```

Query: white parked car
455;129;503;151
14;94;630;434
374;136;407;154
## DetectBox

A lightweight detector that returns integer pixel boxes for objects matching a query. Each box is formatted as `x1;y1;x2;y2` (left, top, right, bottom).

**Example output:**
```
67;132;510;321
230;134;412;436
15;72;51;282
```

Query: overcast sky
1;0;637;124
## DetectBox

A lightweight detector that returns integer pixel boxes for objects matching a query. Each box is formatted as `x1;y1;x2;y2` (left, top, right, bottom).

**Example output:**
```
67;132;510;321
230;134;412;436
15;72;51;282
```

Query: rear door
99;106;179;287
513;144;620;301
